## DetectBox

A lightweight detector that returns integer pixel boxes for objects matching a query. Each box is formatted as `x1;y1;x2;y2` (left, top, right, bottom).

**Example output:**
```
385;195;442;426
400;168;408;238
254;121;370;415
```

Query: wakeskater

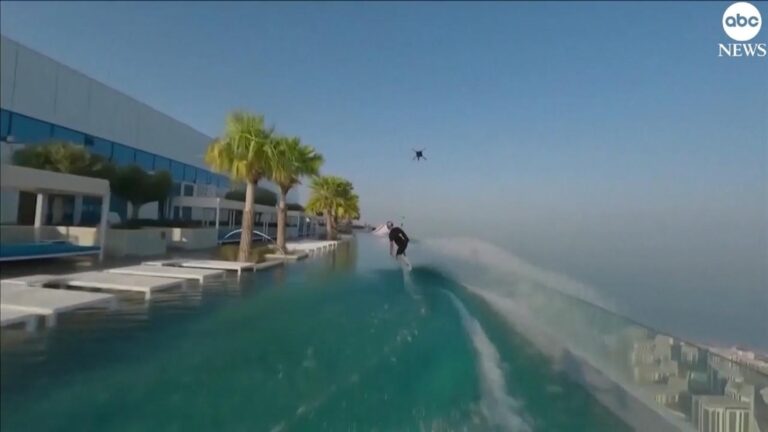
387;221;412;271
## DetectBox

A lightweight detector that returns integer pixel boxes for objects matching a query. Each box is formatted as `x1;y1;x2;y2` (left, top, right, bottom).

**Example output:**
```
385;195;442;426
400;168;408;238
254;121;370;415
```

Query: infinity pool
0;236;629;431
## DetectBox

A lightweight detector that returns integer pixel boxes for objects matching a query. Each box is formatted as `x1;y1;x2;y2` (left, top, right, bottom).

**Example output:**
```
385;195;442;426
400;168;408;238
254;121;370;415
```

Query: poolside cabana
0;164;110;261
170;196;274;229
170;195;316;240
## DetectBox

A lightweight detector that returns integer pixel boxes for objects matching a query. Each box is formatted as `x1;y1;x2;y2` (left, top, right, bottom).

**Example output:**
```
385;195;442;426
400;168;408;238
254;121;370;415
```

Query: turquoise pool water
0;236;629;431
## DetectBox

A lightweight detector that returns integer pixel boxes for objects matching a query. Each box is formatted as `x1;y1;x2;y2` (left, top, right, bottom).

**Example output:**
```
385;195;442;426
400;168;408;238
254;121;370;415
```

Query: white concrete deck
142;259;187;267
0;274;72;287
106;265;224;282
264;252;309;261
62;272;184;300
0;284;116;327
1;306;38;331
253;261;285;270
143;259;257;276
179;260;257;276
286;240;341;254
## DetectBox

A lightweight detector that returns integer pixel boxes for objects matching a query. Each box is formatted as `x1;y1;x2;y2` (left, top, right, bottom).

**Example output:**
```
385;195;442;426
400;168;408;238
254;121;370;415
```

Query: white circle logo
722;2;762;42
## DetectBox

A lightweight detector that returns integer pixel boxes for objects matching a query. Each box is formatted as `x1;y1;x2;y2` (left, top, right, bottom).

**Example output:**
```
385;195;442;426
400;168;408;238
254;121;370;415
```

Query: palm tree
335;193;360;228
205;112;272;261
264;135;324;252
306;176;355;240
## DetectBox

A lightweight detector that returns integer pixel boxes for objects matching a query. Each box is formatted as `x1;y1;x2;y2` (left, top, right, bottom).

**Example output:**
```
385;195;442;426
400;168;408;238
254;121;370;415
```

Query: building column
33;192;47;241
34;192;47;227
73;195;83;226
98;193;110;262
215;198;220;230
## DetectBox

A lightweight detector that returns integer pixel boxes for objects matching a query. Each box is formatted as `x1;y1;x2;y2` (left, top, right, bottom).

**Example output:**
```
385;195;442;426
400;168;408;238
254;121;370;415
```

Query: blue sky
1;2;766;346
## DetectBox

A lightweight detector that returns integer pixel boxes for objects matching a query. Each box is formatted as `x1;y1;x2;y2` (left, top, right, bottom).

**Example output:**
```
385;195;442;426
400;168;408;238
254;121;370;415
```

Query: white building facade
0;35;299;228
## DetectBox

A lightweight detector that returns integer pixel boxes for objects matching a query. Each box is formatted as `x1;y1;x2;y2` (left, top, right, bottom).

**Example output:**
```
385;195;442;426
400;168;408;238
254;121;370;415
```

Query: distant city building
682;343;702;365
709;347;768;376
692;395;752;432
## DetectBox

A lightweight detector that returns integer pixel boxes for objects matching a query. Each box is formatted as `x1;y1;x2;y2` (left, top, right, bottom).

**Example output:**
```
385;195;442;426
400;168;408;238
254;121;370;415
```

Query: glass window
0;110;10;138
184;165;196;183
10;113;52;144
90;137;112;159
154;156;171;174
112;143;135;166
135;150;154;171
183;184;195;197
218;176;230;189
170;161;184;182
52;125;85;145
171;182;181;197
197;168;210;185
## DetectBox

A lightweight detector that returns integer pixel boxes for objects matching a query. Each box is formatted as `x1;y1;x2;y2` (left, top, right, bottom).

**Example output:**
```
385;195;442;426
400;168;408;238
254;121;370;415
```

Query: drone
412;148;427;162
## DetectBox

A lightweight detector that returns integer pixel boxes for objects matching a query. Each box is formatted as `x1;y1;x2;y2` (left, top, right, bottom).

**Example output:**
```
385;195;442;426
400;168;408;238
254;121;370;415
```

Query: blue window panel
170;161;184;182
218;176;230;189
154;156;171;174
171;182;181;197
135;150;154;171
197;168;210;185
52;125;85;145
0;110;10;138
112;143;135;166
10;113;52;144
184;165;196;183
183;184;195;197
90;138;113;159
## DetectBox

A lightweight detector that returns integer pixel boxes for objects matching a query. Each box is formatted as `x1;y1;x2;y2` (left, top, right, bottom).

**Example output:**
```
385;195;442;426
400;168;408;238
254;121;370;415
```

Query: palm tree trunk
276;187;287;253
238;180;256;261
324;210;334;240
131;202;141;220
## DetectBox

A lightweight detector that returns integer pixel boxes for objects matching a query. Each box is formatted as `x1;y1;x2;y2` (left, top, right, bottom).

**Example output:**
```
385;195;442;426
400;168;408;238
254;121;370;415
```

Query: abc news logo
718;2;766;57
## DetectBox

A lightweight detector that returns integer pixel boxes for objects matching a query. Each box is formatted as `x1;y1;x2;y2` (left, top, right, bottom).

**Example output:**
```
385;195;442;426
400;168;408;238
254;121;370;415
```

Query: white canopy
0;163;109;197
0;163;110;261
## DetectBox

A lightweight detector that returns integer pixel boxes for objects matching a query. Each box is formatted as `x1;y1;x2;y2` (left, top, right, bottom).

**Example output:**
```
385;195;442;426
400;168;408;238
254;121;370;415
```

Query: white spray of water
418;237;623;375
445;290;532;432
420;237;610;308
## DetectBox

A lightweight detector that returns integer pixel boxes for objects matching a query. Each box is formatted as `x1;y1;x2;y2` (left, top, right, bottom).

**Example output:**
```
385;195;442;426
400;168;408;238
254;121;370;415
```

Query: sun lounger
0;241;100;262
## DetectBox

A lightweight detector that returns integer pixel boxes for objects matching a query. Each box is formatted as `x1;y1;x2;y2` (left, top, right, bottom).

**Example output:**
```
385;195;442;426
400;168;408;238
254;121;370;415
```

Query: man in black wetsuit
387;221;409;258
